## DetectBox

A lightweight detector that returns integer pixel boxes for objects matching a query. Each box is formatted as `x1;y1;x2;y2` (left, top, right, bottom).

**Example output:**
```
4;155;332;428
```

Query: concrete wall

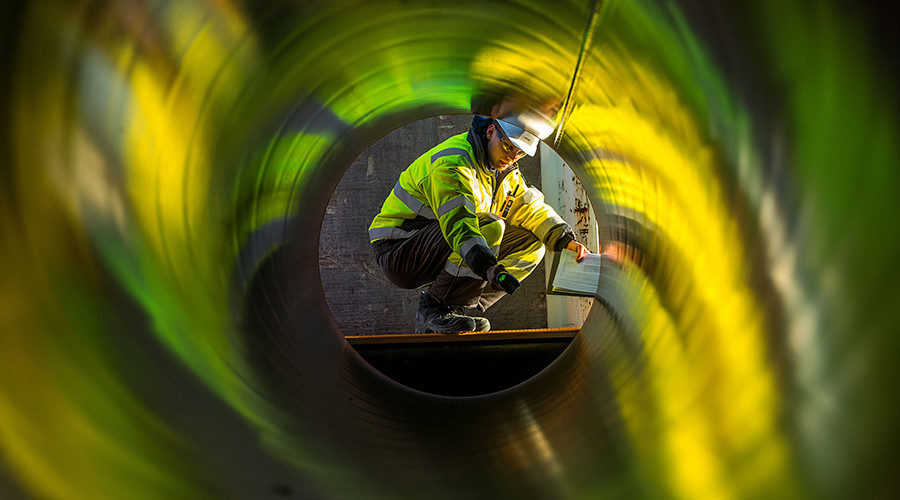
540;142;598;328
319;115;548;335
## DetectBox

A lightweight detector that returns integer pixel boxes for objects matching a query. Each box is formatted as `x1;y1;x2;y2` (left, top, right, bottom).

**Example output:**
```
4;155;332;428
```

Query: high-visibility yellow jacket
369;129;571;264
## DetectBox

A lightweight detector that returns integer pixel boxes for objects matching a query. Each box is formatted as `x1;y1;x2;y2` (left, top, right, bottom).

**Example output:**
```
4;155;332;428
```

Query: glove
485;264;520;294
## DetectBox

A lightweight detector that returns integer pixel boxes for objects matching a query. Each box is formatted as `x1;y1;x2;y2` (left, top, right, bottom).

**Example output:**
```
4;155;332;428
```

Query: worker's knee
477;214;506;246
496;227;545;279
505;244;544;276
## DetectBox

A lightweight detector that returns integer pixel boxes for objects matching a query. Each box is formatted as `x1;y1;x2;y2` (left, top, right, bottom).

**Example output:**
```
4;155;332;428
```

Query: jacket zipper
490;168;514;213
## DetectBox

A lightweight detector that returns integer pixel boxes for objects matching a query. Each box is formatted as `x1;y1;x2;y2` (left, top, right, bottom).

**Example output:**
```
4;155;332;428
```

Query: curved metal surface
1;0;899;498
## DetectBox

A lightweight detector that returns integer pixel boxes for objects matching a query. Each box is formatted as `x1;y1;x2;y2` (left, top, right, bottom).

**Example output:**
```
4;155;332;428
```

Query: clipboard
545;251;603;298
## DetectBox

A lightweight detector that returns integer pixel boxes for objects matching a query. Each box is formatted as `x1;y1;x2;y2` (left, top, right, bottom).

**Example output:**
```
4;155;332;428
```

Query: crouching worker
369;115;589;333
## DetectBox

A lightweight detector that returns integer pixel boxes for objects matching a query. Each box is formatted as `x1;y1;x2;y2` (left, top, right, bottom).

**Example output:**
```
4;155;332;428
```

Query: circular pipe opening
317;114;607;396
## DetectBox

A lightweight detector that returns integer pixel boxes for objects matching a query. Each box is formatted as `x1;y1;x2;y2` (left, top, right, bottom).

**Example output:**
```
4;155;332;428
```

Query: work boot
451;306;491;332
415;293;476;334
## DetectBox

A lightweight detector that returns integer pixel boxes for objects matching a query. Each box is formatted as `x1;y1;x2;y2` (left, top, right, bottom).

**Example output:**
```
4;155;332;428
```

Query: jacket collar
467;127;520;176
467;128;489;172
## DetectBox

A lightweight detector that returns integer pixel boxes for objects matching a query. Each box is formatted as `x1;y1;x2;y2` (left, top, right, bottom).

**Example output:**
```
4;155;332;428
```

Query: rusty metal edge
345;327;580;345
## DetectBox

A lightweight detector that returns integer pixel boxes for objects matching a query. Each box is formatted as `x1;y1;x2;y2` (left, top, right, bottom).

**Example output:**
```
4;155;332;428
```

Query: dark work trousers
373;215;542;312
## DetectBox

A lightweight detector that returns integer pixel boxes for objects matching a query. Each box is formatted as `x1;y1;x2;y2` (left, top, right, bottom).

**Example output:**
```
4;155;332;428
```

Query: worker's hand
566;240;590;262
485;263;510;291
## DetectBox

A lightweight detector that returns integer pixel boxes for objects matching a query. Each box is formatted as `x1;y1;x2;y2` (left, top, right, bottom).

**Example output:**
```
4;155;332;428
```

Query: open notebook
546;251;603;297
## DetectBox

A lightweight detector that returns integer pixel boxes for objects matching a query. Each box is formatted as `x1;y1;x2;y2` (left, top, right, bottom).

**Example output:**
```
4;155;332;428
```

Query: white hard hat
494;114;555;157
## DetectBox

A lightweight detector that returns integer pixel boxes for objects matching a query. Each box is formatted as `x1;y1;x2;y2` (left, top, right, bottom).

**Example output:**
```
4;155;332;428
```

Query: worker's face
486;123;525;170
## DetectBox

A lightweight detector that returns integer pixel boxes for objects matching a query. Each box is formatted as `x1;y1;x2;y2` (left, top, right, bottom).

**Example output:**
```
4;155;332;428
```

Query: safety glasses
494;121;526;159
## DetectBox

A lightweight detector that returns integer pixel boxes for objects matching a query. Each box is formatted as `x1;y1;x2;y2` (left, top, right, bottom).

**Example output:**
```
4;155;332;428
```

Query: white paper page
552;252;602;295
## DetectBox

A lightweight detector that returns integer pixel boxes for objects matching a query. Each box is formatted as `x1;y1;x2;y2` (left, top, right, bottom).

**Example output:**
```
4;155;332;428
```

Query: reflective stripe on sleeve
431;148;473;166
536;217;565;240
459;236;490;259
436;195;475;218
392;180;436;219
522;186;543;204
